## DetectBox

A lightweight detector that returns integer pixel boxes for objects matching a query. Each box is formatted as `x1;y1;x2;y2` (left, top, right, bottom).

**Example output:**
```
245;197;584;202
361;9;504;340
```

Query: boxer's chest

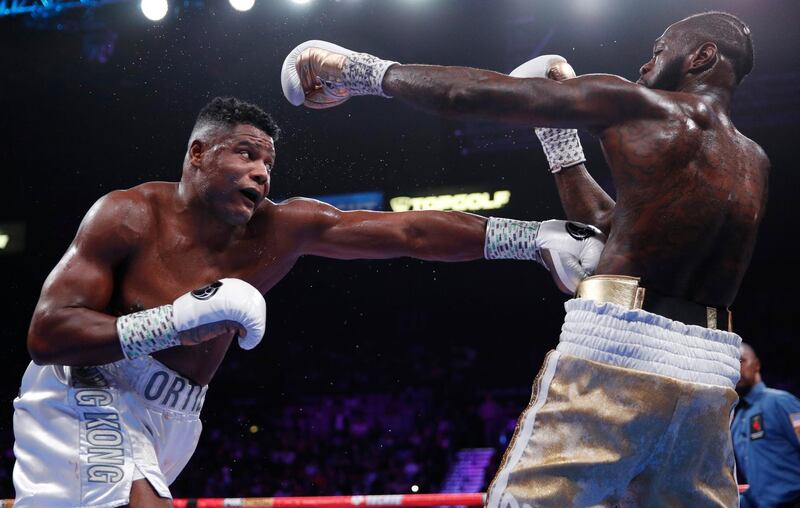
108;219;294;384
111;220;292;315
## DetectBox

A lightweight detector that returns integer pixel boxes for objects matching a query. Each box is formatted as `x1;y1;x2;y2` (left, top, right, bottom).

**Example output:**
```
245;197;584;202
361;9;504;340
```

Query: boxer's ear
189;139;205;168
688;41;718;75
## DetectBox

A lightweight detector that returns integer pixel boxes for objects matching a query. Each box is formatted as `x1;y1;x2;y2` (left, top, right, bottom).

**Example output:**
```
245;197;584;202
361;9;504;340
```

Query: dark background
1;0;799;499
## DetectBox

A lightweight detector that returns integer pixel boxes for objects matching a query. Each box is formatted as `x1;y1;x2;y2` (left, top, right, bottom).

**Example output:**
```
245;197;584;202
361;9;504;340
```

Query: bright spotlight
230;0;255;11
290;0;312;4
411;485;419;493
140;0;168;21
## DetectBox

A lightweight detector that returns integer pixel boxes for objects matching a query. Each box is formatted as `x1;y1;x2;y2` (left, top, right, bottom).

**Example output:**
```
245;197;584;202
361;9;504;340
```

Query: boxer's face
736;346;760;390
201;124;275;226
637;25;687;91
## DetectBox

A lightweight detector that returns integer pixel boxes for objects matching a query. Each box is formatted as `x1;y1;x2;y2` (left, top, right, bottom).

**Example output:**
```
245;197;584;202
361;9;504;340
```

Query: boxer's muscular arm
27;191;140;366
383;68;667;129
286;198;485;261
553;163;615;235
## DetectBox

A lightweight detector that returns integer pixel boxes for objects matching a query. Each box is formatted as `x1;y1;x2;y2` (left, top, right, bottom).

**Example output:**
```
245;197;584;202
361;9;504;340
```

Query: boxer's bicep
42;192;136;308
29;192;141;361
39;236;115;314
304;207;413;260
529;74;668;129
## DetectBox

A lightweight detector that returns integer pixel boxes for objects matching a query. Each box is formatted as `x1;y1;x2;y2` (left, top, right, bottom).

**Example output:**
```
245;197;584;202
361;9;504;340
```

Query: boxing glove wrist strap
341;53;398;97
116;305;180;360
484;217;542;262
535;127;586;173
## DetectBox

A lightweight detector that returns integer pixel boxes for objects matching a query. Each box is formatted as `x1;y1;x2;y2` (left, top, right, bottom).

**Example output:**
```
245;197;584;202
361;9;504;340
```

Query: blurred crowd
2;340;798;500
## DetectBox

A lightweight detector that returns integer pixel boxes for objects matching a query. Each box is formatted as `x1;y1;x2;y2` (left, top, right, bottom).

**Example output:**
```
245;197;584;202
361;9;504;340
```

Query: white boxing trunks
487;297;742;508
13;355;208;508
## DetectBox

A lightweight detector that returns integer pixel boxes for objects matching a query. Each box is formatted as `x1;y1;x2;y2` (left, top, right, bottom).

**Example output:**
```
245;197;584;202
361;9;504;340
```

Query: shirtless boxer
282;11;769;506
12;96;603;508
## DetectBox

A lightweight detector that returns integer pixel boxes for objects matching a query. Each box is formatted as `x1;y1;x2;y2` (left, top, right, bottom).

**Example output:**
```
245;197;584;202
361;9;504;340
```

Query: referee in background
733;342;800;507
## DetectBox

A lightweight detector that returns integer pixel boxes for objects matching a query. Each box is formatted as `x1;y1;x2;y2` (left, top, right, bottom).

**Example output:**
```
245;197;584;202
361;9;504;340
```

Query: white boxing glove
484;218;604;294
535;220;604;294
172;278;266;350
509;55;586;173
281;40;397;109
509;54;572;80
116;278;267;359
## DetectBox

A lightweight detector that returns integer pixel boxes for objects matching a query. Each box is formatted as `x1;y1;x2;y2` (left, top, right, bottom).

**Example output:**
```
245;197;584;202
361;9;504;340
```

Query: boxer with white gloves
283;12;766;506
14;96;601;508
15;277;266;508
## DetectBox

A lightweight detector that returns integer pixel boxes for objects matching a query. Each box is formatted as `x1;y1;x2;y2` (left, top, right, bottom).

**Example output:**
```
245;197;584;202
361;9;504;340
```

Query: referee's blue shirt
733;382;800;507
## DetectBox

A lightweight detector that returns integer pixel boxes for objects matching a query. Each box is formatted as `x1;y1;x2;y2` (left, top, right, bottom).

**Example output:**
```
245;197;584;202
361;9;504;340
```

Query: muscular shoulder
270;197;340;228
573;74;676;128
665;95;731;132
252;197;342;249
738;133;771;172
78;182;171;252
92;183;166;227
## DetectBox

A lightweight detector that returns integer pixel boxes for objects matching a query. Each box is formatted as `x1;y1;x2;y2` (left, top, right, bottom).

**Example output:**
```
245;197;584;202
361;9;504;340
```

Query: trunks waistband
558;298;741;388
70;356;207;416
575;275;732;331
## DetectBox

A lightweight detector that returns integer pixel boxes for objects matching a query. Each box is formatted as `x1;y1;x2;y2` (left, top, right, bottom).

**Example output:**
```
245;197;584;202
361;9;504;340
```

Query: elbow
403;222;427;255
444;84;483;115
591;209;613;237
27;333;55;366
27;315;61;365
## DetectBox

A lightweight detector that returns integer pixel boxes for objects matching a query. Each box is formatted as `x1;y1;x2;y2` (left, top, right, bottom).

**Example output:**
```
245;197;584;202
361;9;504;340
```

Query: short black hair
680;11;754;84
194;96;280;141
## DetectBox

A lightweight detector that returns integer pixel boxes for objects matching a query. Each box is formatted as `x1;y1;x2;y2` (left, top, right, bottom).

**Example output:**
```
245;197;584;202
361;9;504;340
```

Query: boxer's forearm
307;209;487;261
553;164;614;235
28;307;125;366
383;64;563;125
398;210;487;261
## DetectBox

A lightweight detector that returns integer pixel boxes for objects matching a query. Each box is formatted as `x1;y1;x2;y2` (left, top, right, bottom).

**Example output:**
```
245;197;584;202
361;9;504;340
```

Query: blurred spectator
733;342;800;508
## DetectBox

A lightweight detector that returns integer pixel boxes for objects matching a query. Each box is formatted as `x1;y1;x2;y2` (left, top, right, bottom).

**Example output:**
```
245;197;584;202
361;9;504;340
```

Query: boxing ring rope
0;488;751;507
171;493;485;508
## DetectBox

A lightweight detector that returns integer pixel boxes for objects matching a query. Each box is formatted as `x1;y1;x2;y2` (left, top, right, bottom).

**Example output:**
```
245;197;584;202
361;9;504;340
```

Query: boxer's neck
175;180;247;249
678;67;736;115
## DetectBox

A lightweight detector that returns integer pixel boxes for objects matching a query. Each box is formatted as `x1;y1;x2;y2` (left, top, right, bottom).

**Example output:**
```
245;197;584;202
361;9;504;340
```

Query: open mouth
239;188;261;206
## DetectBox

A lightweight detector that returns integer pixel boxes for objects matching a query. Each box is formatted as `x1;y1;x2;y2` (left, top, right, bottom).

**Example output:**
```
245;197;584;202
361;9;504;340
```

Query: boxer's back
598;96;769;307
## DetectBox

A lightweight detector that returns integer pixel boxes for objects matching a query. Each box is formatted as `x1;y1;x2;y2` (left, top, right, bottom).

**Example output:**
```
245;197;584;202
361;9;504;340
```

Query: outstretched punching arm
281;197;605;294
384;67;652;130
291;198;487;262
281;40;668;130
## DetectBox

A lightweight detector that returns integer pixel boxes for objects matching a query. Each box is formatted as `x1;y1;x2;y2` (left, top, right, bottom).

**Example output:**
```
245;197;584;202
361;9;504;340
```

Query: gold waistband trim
575;275;730;331
575;275;647;309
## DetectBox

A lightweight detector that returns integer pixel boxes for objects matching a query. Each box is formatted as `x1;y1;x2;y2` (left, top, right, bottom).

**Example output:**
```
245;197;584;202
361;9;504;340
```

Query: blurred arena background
1;0;798;498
